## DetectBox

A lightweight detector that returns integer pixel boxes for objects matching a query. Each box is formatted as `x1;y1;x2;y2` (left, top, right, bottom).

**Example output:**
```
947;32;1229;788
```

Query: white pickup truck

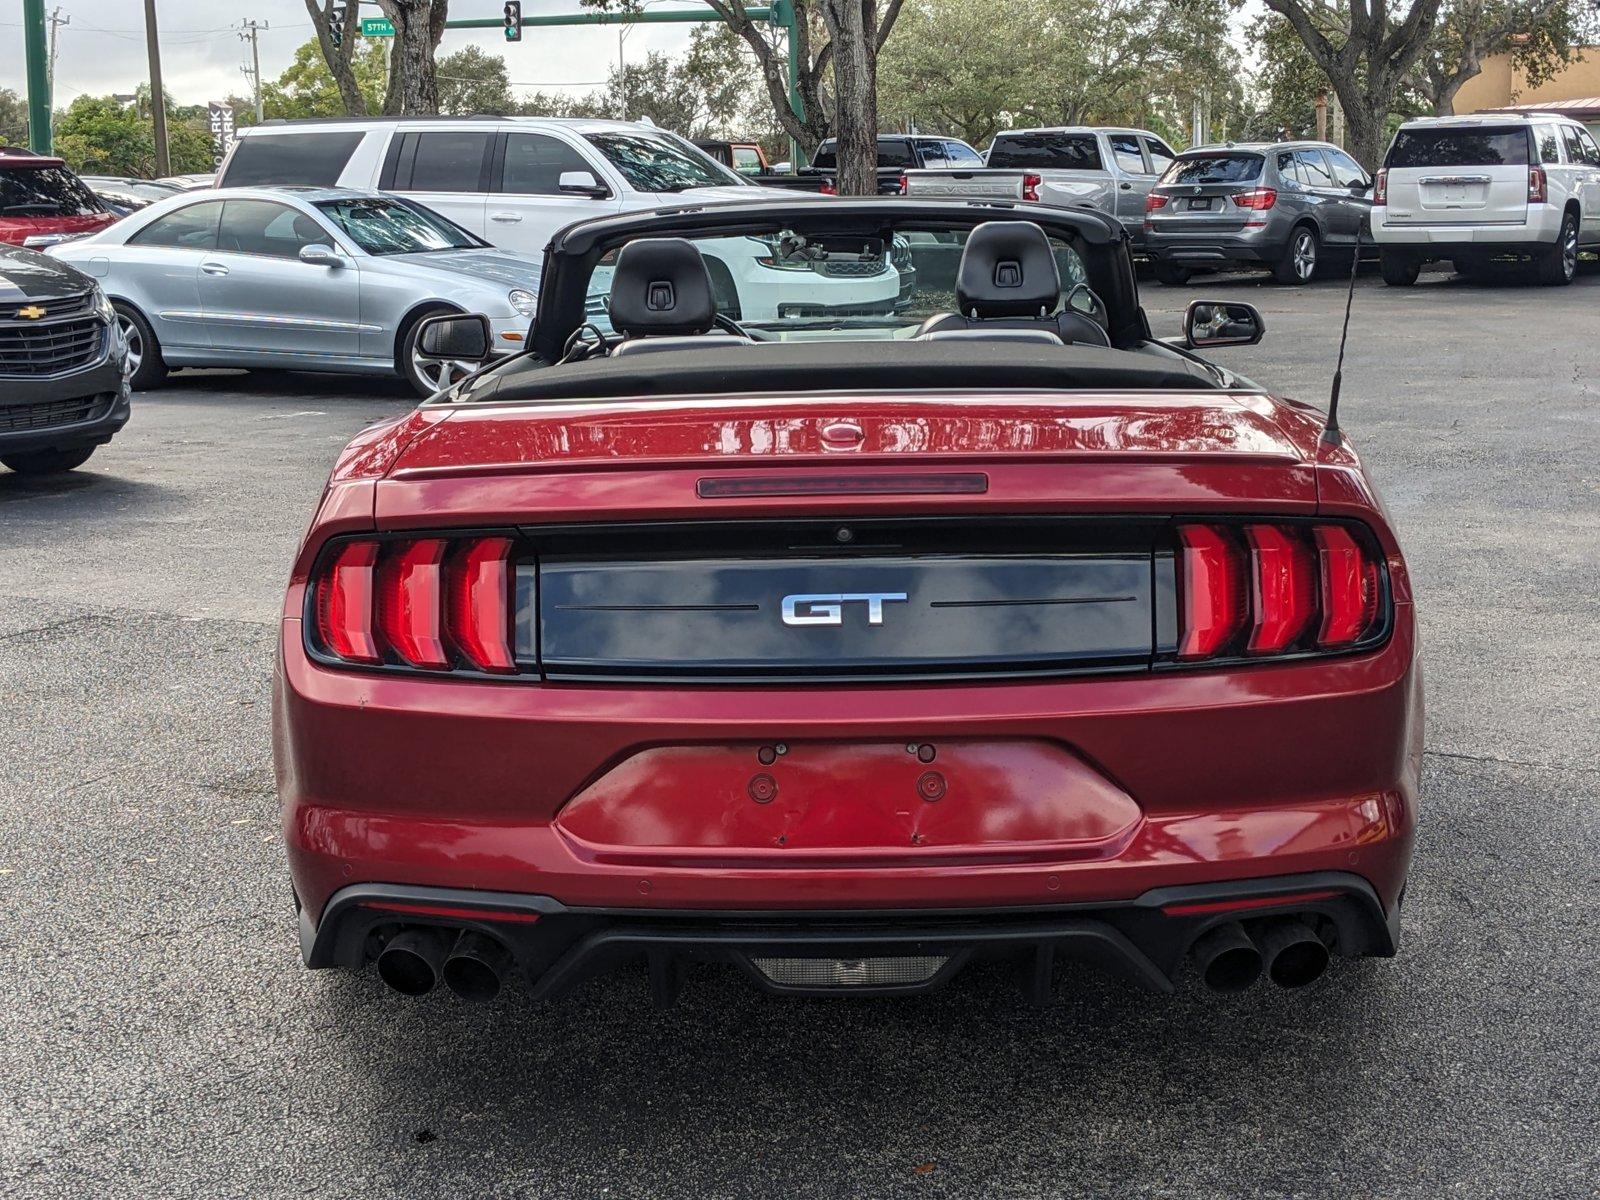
901;126;1179;251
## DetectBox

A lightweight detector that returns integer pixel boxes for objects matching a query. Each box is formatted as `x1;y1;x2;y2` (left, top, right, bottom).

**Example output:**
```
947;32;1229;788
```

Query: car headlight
91;285;115;322
508;288;537;317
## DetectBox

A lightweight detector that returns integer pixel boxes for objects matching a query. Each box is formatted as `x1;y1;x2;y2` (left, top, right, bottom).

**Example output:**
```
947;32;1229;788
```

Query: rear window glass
811;140;917;170
1161;154;1262;184
986;133;1103;171
221;132;363;187
0;165;105;217
1387;127;1529;168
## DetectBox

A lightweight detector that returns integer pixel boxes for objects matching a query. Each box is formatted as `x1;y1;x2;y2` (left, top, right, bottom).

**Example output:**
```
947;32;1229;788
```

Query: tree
53;94;215;176
0;88;28;147
376;0;450;115
302;0;373;116
262;39;387;119
437;45;515;115
1242;12;1329;141
1412;0;1590;115
1260;0;1444;169
606;26;763;134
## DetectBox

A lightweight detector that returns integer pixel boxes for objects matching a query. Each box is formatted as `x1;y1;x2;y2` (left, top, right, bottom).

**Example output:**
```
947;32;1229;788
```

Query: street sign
361;17;395;37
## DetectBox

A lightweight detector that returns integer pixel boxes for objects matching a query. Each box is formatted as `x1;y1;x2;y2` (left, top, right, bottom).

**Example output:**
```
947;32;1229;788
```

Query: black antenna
1323;240;1362;445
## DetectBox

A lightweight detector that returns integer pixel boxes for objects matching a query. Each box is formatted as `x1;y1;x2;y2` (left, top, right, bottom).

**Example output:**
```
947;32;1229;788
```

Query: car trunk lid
1382;125;1531;226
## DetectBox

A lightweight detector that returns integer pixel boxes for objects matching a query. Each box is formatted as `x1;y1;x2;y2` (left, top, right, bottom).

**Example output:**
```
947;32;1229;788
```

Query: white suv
218;117;904;321
1372;113;1600;286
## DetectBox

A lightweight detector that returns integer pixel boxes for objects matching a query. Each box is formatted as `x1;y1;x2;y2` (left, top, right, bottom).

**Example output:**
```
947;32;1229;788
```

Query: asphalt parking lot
3;267;1597;1199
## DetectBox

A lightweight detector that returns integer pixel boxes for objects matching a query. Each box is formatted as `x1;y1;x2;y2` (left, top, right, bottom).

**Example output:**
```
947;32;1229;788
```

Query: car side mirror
1350;181;1372;195
558;170;608;198
1184;300;1265;348
298;243;345;268
416;312;492;362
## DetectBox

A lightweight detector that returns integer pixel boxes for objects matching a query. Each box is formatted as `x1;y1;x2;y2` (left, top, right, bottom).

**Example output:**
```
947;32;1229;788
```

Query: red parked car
275;201;1421;1006
0;149;118;249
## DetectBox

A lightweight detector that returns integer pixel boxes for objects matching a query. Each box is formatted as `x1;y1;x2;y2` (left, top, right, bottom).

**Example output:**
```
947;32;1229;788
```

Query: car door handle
489;212;523;223
1118;182;1132;191
200;262;229;276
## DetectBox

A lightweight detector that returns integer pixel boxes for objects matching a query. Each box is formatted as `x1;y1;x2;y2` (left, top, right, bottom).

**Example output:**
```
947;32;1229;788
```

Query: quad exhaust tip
376;927;450;996
1190;917;1331;992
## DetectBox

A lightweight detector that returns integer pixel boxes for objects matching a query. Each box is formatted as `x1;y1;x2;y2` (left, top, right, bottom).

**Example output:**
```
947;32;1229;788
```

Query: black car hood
0;243;95;300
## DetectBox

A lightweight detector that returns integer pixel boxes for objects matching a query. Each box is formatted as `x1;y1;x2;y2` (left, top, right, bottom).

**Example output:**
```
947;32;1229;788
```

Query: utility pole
143;0;170;176
47;6;69;129
240;18;269;123
24;0;51;152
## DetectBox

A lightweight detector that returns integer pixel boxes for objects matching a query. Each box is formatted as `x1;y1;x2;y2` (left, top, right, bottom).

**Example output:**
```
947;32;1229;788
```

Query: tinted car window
1162;153;1263;184
399;131;491;192
945;141;984;165
0;165;105;217
812;139;917;170
916;140;949;168
987;133;1103;171
1325;148;1368;188
1560;124;1587;166
1108;134;1146;174
128;200;223;249
1535;125;1562;163
1294;149;1335;188
500;132;595;194
1275;150;1302;185
221;132;363;187
1577;127;1600;166
1387;127;1529;168
217;199;326;258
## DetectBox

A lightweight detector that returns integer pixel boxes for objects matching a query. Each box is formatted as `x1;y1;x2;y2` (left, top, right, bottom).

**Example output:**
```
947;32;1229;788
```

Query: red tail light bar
311;535;519;675
1528;165;1547;203
1175;521;1388;663
1373;168;1388;205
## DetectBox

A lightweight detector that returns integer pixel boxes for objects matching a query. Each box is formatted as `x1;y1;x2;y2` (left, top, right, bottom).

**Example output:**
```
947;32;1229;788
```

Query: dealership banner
207;103;236;170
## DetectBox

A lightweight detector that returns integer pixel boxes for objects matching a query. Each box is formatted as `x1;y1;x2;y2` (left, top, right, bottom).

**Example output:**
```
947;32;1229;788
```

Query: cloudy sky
0;0;702;108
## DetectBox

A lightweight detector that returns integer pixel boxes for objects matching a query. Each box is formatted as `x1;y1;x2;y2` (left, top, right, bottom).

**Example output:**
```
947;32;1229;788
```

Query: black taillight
1174;522;1387;663
311;535;519;675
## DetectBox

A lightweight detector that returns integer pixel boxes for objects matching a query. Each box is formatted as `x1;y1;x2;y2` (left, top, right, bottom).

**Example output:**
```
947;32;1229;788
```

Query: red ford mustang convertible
274;201;1422;1005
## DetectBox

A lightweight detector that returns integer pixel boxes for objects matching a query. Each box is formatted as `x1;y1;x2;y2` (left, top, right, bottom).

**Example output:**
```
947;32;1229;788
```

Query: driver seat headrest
956;221;1061;319
607;238;717;337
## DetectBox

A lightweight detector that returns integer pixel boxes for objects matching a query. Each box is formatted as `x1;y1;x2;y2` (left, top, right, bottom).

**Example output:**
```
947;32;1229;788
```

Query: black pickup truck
807;135;987;194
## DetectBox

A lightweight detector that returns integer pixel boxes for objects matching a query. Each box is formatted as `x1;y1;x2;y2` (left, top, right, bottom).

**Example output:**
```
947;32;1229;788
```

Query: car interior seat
915;220;1111;347
607;238;747;356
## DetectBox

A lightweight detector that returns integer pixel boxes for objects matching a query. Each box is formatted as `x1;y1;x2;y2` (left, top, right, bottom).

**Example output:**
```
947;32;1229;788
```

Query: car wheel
1537;211;1578;286
1;446;96;475
1153;261;1191;286
398;306;473;398
1379;250;1420;287
112;301;168;390
1273;226;1318;284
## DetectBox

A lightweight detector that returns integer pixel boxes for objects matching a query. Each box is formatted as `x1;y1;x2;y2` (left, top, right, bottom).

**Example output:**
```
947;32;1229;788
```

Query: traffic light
328;4;346;48
503;1;521;42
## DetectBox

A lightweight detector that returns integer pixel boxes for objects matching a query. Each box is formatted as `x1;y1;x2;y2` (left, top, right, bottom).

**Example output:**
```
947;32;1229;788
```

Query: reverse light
1528;165;1547;203
1373;168;1388;205
1175;522;1387;663
312;535;518;675
1022;173;1042;202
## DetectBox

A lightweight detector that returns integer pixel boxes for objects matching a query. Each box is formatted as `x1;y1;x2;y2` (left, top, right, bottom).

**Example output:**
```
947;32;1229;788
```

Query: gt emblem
17;304;46;319
781;592;908;627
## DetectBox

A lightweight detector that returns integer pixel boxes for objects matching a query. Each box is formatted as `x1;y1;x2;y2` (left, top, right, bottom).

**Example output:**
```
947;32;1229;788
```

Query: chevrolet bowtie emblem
17;305;46;319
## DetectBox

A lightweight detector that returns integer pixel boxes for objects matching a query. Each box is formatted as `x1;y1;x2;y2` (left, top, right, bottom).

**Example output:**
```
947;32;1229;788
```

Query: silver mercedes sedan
48;187;541;395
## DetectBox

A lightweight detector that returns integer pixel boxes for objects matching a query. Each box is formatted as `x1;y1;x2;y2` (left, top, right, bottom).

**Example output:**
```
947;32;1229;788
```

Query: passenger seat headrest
956;221;1061;319
607;237;717;337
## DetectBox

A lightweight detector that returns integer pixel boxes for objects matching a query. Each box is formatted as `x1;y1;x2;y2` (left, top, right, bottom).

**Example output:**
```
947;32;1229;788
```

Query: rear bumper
1372;205;1561;252
1146;227;1285;267
303;871;1398;1000
277;608;1423;928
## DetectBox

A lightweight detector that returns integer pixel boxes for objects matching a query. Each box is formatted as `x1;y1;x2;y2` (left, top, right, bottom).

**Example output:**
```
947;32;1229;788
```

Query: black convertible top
463;340;1220;405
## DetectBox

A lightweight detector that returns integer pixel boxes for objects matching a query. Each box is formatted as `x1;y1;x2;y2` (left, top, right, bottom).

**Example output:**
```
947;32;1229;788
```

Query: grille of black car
0;394;112;433
0;299;104;377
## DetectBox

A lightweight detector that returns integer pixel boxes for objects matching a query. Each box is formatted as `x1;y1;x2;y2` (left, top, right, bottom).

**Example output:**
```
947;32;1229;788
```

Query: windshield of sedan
313;197;485;255
576;225;1098;344
584;132;747;192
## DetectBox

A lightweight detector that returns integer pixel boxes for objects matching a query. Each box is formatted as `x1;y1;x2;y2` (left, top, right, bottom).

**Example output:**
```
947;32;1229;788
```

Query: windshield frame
530;199;1143;361
312;195;489;256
